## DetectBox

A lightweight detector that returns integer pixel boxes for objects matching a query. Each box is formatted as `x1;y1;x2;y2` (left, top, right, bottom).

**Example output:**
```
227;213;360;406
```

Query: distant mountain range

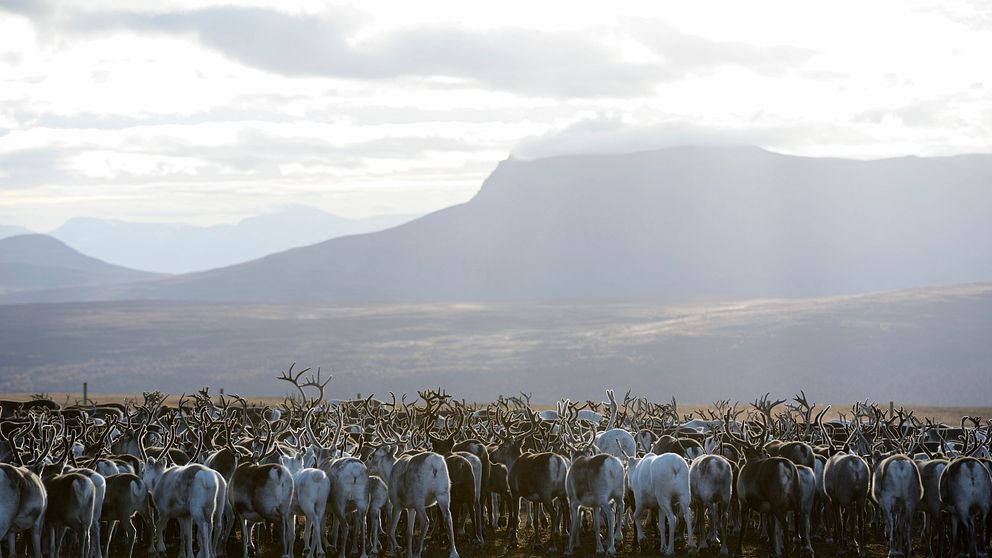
42;206;418;274
3;145;992;304
0;225;31;240
0;234;159;294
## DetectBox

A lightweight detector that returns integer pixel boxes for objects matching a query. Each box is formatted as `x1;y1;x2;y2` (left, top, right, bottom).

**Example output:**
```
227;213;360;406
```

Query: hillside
1;283;990;404
6;145;992;303
0;234;160;294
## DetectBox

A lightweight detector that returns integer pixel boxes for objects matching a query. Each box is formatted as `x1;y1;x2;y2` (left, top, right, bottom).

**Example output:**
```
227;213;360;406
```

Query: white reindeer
629;452;695;556
871;454;923;558
594;429;637;462
142;458;221;558
320;457;370;558
688;454;733;556
939;456;992;558
280;452;330;558
0;463;47;558
564;453;625;556
388;451;458;558
822;452;870;555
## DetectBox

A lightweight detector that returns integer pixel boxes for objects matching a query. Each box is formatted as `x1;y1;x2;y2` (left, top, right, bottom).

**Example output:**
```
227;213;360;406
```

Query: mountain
50;206;418;274
10;145;992;303
0;234;160;294
0;225;32;240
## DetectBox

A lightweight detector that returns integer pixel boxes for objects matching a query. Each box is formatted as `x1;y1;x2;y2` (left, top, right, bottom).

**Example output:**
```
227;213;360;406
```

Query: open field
2;283;992;404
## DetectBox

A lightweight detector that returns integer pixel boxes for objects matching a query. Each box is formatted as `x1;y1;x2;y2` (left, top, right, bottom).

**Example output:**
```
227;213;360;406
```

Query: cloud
509;114;888;160
0;122;497;188
854;96;971;128
31;5;659;98
4;3;817;99
0;147;76;188
510;115;772;160
629;19;815;77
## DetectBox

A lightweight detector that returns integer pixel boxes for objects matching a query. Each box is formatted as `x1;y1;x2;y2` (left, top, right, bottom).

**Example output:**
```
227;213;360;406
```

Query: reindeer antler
751;392;786;419
278;363;332;405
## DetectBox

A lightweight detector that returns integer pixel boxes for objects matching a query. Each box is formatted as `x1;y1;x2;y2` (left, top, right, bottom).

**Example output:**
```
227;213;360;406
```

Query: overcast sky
2;0;990;230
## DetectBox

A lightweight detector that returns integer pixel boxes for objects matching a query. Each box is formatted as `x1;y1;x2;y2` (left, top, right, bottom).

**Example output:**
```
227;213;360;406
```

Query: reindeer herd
1;370;991;558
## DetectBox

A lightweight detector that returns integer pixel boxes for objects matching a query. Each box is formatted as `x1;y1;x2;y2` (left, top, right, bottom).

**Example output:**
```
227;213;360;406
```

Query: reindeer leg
564;502;580;556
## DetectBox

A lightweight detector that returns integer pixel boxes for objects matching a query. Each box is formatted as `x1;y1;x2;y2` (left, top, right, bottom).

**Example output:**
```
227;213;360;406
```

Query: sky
1;0;990;231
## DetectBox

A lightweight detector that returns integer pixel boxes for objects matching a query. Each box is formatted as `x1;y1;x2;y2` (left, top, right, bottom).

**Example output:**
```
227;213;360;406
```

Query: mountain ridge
0;234;161;294
5;145;992;304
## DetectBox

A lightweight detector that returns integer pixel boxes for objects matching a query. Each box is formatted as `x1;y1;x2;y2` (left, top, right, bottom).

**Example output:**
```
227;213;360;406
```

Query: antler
278;363;332;406
787;390;817;440
751;392;786;419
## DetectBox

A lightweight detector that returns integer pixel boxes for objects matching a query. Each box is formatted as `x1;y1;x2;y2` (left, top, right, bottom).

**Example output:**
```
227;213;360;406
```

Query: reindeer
143;458;222;558
279;365;366;558
420;390;486;544
227;415;294;558
100;473;153;558
871;453;923;558
140;412;222;558
279;450;330;558
563;449;625;556
0;419;48;558
628;451;695;556
490;409;569;552
689;454;733;556
729;395;809;558
445;452;484;545
593;391;637;461
366;475;389;556
387;451;459;558
939;417;992;558
322;455;370;558
918;453;949;558
44;471;96;558
0;463;47;558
